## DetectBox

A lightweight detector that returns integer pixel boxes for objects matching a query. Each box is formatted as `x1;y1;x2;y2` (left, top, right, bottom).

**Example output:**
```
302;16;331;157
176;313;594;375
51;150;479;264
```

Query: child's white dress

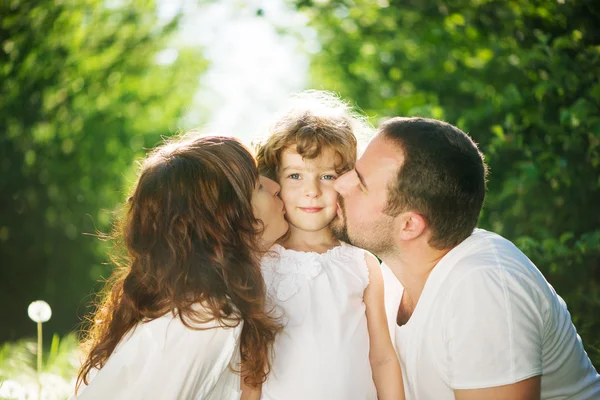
260;243;378;400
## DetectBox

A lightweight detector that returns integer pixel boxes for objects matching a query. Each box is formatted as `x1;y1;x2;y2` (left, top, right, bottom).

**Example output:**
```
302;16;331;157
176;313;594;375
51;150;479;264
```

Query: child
254;91;404;400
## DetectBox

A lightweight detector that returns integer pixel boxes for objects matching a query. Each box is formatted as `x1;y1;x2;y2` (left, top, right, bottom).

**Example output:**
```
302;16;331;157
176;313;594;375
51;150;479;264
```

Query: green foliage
0;0;206;342
295;0;600;364
0;334;80;399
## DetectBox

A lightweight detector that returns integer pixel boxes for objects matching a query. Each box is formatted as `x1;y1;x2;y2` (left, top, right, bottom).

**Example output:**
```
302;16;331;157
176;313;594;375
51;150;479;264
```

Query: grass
0;334;80;400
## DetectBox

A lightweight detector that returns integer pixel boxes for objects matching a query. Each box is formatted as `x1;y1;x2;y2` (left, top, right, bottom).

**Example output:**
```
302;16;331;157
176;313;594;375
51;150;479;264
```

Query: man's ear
394;211;427;241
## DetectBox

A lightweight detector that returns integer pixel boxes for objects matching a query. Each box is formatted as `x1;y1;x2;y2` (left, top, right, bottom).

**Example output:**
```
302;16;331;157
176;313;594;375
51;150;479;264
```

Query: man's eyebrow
355;167;367;189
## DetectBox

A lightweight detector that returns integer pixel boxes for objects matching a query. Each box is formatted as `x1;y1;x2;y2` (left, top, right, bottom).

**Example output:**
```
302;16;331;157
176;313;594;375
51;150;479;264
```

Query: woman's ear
394;211;427;242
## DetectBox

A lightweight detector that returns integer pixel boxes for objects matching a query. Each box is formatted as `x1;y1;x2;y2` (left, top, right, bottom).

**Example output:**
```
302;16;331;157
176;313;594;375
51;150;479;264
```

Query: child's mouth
299;207;323;213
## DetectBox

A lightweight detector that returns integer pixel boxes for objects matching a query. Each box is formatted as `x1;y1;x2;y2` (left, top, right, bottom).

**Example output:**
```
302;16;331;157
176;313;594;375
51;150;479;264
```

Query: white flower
0;379;25;399
27;300;52;323
39;372;73;400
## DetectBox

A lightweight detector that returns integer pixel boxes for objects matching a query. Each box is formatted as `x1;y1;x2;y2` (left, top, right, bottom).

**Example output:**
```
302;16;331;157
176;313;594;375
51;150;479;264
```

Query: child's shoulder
339;242;378;262
333;243;374;288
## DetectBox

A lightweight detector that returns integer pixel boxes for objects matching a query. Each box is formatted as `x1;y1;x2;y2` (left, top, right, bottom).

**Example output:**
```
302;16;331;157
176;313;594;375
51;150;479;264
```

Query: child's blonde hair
256;90;371;180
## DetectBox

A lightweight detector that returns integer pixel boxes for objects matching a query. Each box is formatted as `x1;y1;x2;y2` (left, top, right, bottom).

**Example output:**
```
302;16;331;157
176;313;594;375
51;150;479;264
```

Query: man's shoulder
428;234;546;336
454;228;519;257
437;229;554;305
447;229;535;276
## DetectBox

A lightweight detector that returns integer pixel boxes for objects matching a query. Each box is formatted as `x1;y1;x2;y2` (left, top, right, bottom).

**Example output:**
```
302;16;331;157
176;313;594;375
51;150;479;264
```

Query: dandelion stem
37;321;42;374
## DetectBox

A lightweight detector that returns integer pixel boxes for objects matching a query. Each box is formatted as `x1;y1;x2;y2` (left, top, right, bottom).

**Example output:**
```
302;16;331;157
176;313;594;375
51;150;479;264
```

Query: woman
73;134;288;399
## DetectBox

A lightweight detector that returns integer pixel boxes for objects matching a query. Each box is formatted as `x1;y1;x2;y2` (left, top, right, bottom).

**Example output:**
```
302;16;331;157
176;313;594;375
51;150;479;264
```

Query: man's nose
333;171;350;195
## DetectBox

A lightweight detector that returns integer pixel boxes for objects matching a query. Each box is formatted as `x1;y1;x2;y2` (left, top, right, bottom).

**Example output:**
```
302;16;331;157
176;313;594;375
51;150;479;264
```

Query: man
331;117;600;399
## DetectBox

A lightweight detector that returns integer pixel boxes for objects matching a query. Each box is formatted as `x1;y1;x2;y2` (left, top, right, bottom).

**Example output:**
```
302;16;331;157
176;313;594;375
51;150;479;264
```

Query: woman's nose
263;177;281;196
272;181;281;197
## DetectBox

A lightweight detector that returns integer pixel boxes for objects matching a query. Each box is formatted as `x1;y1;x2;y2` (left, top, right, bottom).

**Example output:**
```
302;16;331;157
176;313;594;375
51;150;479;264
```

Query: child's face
277;147;341;234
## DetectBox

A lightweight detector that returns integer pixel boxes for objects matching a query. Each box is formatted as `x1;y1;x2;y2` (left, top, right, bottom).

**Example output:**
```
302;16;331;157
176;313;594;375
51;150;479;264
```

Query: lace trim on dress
262;244;361;302
262;247;322;302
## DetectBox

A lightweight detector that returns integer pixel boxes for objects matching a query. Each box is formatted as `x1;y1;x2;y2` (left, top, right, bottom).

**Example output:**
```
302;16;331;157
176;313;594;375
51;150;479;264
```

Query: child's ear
394;211;426;242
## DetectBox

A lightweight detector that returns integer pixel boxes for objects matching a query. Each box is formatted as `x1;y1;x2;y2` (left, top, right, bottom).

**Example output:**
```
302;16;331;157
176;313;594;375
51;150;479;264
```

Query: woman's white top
72;310;242;400
260;243;377;400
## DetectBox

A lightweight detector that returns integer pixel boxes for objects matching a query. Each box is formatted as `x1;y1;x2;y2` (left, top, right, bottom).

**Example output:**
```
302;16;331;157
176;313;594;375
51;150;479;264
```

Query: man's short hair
380;117;488;249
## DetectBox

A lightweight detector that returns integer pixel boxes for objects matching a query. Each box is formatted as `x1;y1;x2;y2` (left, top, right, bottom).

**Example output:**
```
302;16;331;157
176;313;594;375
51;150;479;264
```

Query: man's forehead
358;134;402;175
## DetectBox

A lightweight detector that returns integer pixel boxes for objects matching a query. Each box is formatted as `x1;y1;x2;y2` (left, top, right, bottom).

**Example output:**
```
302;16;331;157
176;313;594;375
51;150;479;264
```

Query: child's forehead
279;146;340;169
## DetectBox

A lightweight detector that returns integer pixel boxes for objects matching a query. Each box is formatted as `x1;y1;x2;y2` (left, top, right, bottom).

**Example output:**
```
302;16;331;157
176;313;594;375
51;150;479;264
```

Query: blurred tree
294;0;600;364
0;0;206;342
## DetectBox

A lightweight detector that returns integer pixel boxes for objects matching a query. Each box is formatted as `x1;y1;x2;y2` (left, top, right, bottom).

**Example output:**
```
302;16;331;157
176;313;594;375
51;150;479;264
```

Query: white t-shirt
72;310;242;400
260;243;378;400
382;229;600;399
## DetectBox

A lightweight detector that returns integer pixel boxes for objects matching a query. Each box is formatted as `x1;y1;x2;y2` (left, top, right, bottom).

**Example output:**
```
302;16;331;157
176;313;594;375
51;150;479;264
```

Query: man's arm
363;252;406;400
442;266;544;400
454;375;541;400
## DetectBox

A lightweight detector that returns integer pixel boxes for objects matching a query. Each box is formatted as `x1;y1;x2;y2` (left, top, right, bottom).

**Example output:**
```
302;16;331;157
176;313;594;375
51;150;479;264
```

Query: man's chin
330;217;351;244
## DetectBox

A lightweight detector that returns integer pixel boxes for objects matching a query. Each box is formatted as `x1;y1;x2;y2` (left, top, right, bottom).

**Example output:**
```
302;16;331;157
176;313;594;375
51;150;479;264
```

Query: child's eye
288;173;300;179
321;174;337;181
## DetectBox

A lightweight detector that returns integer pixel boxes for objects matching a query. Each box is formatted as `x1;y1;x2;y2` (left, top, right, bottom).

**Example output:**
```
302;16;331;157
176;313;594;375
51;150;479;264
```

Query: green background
1;0;598;371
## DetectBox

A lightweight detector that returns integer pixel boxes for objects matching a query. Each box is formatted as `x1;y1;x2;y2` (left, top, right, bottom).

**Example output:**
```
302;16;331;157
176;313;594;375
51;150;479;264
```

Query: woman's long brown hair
76;135;280;390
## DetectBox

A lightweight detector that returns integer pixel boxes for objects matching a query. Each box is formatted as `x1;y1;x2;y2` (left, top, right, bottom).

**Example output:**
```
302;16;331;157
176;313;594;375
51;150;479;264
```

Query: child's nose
304;179;321;197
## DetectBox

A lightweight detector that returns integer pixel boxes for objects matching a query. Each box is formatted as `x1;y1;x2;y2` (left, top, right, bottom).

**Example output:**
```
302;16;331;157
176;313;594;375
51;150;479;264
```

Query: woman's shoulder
74;311;242;400
128;309;242;352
